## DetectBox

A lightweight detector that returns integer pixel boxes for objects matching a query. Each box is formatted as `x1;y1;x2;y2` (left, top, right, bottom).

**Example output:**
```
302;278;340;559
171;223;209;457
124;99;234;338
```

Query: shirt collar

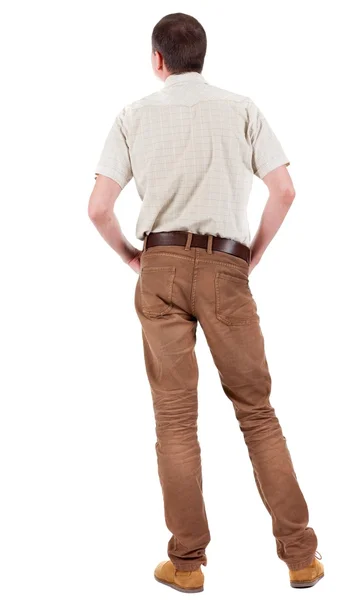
164;71;207;88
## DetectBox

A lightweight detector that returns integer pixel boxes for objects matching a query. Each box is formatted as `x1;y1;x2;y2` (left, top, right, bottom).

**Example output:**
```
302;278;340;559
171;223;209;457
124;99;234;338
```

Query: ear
155;49;164;71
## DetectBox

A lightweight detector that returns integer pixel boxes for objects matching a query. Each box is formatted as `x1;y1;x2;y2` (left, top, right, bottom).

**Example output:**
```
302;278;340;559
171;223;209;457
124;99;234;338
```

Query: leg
196;254;317;570
134;262;210;571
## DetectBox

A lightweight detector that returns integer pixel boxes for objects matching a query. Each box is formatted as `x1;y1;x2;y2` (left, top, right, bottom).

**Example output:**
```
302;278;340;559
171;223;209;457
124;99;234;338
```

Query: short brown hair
151;13;207;74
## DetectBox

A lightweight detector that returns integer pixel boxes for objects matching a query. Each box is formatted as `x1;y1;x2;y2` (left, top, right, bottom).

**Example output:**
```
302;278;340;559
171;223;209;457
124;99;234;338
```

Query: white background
1;1;350;598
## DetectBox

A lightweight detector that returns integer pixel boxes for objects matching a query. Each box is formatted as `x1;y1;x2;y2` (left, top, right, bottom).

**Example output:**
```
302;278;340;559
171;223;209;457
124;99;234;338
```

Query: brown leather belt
144;231;251;264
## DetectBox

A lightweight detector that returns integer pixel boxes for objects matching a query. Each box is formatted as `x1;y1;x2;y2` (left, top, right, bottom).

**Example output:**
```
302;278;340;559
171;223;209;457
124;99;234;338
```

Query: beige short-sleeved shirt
94;71;289;245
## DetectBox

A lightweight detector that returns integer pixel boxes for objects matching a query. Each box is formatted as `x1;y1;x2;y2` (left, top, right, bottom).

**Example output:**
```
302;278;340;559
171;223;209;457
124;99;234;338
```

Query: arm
90;107;141;273
247;98;293;273
249;164;295;273
88;174;141;271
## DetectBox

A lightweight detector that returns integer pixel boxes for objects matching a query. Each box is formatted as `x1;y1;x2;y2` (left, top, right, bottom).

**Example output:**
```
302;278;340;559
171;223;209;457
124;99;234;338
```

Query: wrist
250;252;262;268
123;249;139;264
118;237;139;264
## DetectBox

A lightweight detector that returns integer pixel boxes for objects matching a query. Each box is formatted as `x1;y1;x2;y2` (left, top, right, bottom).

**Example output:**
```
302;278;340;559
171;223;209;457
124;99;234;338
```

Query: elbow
279;185;296;206
88;204;100;223
88;200;109;223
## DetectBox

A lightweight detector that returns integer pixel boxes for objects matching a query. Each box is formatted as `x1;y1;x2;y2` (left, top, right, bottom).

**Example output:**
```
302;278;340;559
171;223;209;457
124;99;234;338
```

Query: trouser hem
171;559;206;572
286;554;316;571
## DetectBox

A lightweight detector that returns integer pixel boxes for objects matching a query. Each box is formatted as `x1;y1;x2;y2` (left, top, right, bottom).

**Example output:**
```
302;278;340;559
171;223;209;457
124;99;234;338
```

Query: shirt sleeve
247;98;290;179
94;106;133;189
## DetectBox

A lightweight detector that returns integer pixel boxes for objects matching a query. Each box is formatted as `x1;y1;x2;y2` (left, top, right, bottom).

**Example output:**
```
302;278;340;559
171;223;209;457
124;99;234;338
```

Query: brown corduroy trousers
134;235;317;572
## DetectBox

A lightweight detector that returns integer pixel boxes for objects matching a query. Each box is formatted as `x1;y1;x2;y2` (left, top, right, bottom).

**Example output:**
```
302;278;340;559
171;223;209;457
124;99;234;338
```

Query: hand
126;249;142;274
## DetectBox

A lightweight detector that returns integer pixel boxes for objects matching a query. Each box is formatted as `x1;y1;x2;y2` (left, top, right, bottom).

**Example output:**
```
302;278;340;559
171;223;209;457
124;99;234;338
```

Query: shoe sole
154;575;204;593
290;573;324;588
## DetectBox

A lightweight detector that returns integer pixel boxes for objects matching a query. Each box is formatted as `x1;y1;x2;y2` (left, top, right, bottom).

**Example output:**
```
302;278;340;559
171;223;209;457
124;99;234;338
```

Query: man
88;12;324;591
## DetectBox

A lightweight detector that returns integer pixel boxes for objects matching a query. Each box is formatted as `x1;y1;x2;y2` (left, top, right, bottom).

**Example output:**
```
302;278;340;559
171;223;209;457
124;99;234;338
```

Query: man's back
95;71;289;245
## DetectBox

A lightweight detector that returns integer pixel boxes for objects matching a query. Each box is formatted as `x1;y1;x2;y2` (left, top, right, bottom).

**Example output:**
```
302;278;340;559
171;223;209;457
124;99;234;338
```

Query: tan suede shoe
289;554;324;588
154;560;204;593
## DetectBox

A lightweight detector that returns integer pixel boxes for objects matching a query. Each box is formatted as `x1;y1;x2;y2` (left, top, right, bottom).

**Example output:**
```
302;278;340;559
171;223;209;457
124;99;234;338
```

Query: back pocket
140;266;176;317
215;271;257;326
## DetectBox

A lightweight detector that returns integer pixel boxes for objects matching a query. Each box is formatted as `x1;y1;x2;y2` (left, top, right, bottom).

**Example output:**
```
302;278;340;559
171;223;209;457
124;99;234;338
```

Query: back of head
151;12;207;74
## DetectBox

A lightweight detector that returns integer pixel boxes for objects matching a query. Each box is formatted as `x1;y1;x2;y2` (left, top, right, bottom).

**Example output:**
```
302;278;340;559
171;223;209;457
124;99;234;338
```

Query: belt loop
184;231;193;250
143;234;148;251
206;234;213;254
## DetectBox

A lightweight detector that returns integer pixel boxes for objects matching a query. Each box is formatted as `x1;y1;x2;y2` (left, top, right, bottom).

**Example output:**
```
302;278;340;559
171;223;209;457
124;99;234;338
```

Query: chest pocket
215;270;258;326
140;266;176;318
